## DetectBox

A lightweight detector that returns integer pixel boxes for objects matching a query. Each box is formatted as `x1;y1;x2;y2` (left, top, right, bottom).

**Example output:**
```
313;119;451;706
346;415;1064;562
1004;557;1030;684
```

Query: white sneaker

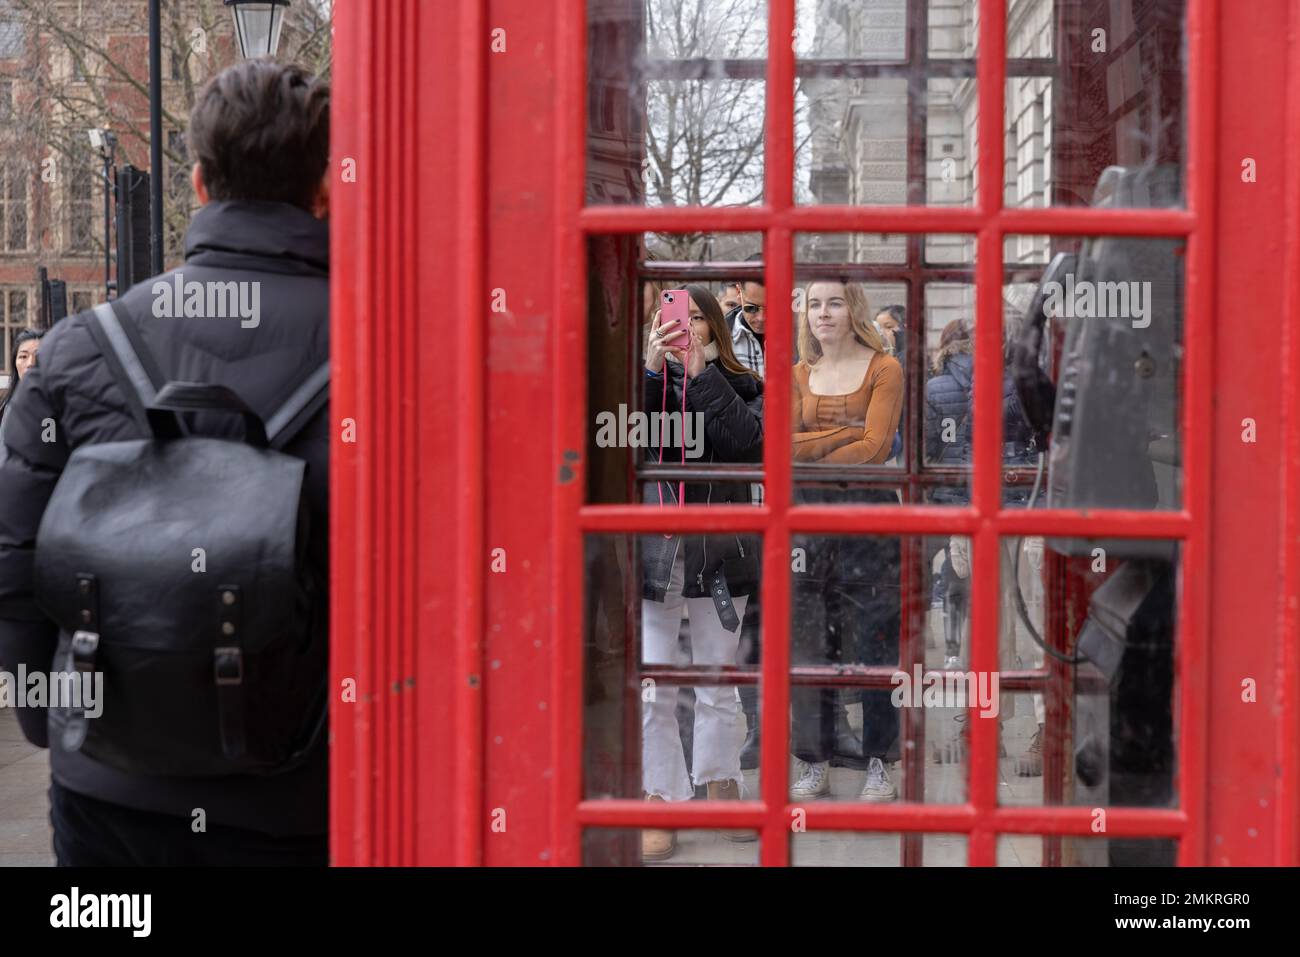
859;757;898;802
943;655;961;670
790;759;831;800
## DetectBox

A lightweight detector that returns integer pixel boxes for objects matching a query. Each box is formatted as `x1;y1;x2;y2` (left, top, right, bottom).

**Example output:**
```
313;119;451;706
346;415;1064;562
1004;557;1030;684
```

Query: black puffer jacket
642;358;762;604
0;200;329;837
924;351;1037;504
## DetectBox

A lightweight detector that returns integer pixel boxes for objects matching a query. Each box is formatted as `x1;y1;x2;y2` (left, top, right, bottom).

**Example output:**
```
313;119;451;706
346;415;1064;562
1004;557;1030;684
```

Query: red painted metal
323;0;1300;866
1280;0;1300;868
1177;0;1217;869
331;0;487;867
552;0;589;868
757;0;796;870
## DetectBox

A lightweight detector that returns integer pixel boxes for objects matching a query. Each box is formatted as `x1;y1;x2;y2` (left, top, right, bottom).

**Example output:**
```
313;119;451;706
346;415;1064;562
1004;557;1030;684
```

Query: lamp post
225;0;291;59
87;128;117;301
145;1;290;277
148;0;162;276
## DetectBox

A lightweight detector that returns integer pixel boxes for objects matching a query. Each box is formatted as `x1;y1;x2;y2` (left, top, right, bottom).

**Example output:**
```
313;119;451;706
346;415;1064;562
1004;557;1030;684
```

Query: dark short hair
188;59;330;211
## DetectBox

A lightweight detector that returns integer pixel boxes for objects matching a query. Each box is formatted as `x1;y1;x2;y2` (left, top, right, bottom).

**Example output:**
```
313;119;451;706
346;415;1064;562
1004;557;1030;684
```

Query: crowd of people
637;269;1046;859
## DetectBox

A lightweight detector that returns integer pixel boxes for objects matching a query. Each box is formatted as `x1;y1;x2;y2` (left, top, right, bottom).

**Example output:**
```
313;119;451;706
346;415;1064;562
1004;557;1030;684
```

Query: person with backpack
0;59;331;865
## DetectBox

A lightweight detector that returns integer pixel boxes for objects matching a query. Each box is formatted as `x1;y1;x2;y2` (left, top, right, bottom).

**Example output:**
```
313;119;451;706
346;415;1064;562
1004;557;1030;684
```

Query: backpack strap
59;574;101;754
89;301;160;431
265;361;329;451
214;584;247;761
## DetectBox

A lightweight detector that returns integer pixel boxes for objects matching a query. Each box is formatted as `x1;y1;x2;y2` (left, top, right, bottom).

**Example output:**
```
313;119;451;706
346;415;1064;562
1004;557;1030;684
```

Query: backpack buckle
70;630;99;674
214;647;244;686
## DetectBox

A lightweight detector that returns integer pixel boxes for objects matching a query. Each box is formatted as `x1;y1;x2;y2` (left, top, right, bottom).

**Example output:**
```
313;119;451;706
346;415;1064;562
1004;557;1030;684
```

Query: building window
1;287;30;378
1;163;28;252
0;79;12;121
66;165;96;253
0;2;23;59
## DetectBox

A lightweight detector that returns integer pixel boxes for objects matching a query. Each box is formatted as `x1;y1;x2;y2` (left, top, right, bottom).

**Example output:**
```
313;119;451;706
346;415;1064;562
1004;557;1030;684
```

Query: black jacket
0;200;329;836
642;359;762;603
924;352;1037;505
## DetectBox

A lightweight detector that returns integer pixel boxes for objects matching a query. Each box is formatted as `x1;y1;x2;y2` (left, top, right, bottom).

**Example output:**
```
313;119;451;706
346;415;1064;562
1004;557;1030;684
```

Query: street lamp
224;0;291;59
87;128;117;301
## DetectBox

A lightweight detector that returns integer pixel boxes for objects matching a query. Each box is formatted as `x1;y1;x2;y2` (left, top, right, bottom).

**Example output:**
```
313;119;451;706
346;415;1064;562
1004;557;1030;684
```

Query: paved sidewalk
0;707;54;866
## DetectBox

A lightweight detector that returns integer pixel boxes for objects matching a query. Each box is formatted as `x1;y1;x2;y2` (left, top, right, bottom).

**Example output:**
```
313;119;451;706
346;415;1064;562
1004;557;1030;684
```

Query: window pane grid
569;0;1211;866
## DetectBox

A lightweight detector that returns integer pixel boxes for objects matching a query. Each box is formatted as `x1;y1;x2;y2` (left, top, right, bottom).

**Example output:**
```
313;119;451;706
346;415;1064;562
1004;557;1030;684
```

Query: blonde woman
789;281;905;802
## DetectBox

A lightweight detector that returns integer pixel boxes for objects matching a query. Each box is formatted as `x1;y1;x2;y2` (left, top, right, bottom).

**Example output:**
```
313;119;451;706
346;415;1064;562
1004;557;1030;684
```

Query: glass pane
930;0;978;59
792;832;967;866
586;232;765;506
587;0;768;206
1006;0;1053;59
791;236;984;507
796;75;978;206
584;534;763;813
1003;0;1187;209
795;0;979;206
997;834;1177;867
998;538;1179;814
790;534;967;805
921;281;977;505
795;0;907;61
583;828;760;866
794;0;978;61
1004;234;1183;511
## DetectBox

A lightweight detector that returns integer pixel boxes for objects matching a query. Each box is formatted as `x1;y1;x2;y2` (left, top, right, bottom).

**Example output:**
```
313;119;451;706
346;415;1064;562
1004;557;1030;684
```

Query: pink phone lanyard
657;356;688;518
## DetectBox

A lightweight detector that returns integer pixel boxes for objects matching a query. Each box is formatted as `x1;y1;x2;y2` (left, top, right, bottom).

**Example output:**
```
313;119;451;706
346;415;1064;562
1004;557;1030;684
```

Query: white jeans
641;552;749;802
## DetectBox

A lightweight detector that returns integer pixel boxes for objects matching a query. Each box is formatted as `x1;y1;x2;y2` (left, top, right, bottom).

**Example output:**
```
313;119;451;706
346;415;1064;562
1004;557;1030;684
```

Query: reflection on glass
793;236;991;506
795;75;977;207
784;533;988;805
997;835;1177;867
1004;235;1184;512
795;0;907;61
584;534;762;863
1002;0;1186;209
587;234;766;505
586;0;768;206
794;281;904;469
998;539;1179;832
792;832;968;866
584;828;760;866
789;534;902;803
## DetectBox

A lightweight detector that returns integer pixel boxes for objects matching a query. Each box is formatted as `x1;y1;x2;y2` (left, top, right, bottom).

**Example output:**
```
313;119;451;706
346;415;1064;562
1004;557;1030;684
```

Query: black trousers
48;780;327;866
790;534;901;765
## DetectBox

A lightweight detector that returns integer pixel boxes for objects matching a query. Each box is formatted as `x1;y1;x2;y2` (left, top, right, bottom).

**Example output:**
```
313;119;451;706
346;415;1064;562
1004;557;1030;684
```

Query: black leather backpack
34;301;329;777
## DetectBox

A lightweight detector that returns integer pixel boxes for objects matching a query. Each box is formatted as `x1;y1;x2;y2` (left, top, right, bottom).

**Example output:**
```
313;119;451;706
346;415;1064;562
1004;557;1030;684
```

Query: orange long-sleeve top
792;351;904;464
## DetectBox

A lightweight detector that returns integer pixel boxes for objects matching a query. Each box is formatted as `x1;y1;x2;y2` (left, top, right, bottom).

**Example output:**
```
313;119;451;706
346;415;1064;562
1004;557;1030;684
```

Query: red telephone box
327;0;1300;866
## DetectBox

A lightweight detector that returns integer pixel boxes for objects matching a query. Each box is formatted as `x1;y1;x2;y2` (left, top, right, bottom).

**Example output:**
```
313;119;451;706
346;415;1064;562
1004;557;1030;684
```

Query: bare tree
636;0;812;260
0;0;332;276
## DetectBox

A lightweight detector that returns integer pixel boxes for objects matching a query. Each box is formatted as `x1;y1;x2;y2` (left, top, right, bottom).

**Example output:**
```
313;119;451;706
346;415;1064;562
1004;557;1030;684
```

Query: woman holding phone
788;280;905;803
639;284;763;860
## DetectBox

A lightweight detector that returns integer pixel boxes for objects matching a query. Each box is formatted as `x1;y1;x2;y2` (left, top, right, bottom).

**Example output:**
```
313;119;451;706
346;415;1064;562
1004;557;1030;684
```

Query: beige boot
641;794;676;861
707;779;757;843
1015;723;1044;777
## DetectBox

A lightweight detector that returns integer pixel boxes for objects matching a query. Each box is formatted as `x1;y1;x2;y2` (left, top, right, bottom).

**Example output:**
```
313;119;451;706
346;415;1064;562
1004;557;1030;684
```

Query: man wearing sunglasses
727;277;765;379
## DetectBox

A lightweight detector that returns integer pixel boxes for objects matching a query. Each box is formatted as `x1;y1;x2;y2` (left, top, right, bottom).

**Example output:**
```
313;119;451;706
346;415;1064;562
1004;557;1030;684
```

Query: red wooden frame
327;0;1300;866
558;0;1209;866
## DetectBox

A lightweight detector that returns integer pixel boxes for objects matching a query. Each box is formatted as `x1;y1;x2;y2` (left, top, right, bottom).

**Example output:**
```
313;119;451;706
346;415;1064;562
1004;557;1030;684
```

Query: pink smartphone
659;289;690;350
